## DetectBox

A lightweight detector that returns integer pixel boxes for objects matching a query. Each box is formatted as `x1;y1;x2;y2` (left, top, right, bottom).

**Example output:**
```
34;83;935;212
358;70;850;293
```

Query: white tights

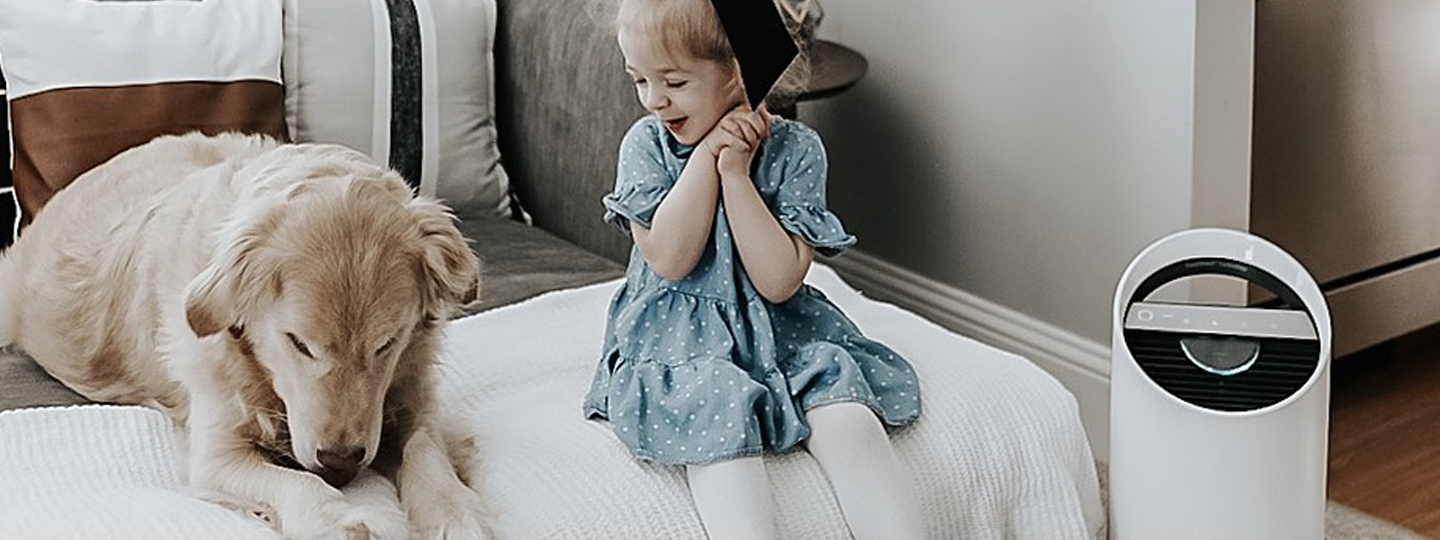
687;455;778;540
686;402;926;540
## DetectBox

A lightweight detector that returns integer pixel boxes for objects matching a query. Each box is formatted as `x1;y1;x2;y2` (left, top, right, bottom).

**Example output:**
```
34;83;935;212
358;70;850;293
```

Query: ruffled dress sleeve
602;118;673;234
771;126;856;256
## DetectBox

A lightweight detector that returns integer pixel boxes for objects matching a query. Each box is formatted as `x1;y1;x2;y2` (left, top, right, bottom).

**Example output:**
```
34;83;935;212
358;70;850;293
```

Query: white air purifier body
1110;228;1331;540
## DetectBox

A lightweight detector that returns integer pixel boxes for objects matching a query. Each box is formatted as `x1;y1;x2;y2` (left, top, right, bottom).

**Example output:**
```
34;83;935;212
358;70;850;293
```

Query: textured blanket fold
0;405;274;539
0;265;1103;539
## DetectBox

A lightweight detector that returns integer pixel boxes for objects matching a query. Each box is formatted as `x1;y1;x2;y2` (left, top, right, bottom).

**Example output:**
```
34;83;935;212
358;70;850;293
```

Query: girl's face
619;29;745;146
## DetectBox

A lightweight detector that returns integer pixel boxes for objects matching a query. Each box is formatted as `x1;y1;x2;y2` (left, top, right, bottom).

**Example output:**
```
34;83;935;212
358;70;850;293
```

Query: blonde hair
615;0;811;110
617;0;734;64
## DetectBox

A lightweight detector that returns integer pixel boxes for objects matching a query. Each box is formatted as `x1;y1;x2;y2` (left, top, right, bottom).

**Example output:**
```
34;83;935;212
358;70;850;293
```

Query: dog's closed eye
286;333;314;359
376;337;397;357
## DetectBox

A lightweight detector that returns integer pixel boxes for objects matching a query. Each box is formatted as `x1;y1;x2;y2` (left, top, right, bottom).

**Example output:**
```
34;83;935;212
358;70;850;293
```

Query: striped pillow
283;0;519;221
0;0;287;236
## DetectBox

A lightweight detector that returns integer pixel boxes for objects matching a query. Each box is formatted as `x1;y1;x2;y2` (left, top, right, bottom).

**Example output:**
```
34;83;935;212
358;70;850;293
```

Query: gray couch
0;0;637;411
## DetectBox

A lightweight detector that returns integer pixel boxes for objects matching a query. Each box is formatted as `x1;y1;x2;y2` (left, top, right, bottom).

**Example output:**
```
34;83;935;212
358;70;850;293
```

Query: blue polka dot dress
583;115;922;465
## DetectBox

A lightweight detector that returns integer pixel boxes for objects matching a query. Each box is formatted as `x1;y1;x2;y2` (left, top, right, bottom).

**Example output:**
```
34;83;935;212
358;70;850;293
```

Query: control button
1137;310;1154;322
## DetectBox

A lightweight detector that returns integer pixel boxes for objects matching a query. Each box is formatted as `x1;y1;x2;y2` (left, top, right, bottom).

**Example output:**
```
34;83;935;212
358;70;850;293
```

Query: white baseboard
825;250;1113;460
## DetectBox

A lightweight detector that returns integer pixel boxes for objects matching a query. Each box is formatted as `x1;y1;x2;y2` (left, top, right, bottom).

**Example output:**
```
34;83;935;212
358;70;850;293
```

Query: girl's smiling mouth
664;117;688;132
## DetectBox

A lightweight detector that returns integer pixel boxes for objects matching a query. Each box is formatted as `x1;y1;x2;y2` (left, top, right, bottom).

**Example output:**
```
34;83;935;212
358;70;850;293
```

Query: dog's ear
410;198;482;315
184;223;283;338
184;262;233;338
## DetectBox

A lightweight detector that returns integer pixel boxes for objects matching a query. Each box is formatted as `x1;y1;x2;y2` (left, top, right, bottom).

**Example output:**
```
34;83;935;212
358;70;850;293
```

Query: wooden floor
1329;323;1440;538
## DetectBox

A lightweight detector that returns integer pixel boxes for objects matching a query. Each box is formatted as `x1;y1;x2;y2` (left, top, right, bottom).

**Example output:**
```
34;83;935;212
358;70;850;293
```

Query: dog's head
182;144;480;487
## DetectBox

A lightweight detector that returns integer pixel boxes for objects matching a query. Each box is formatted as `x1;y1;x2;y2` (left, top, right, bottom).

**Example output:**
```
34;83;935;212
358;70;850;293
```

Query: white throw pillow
0;0;286;235
283;0;517;220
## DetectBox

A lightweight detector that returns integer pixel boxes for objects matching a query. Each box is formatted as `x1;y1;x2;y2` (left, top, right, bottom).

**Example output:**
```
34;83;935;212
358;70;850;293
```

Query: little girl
583;1;924;539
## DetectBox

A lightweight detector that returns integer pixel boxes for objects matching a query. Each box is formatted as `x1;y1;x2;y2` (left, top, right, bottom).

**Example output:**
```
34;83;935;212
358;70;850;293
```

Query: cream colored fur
0;132;488;540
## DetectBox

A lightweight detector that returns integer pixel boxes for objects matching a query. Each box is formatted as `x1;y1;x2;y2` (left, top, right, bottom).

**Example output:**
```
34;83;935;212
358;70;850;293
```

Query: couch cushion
494;0;643;263
283;0;518;222
457;216;624;313
0;0;287;235
0;217;621;412
0;351;87;412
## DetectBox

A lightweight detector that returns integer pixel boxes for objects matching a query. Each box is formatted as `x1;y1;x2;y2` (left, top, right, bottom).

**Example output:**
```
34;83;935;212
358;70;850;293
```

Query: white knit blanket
0;265;1102;539
0;405;407;540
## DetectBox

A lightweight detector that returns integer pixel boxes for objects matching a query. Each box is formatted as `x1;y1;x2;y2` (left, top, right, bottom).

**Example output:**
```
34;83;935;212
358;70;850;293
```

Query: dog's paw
289;500;367;540
407;485;491;540
287;498;405;540
340;472;409;540
189;488;278;526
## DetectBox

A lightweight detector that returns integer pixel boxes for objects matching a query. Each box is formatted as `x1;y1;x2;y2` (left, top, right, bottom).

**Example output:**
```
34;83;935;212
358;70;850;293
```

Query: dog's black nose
317;445;366;472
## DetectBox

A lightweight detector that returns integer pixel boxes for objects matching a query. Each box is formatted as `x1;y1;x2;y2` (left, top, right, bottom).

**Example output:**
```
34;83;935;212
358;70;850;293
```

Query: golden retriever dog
0;132;487;540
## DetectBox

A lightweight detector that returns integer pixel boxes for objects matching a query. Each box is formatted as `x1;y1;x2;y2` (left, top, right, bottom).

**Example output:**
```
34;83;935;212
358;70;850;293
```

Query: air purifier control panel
1124;302;1316;340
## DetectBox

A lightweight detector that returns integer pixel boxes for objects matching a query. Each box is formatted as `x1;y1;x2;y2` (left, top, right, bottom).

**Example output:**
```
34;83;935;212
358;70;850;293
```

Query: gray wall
802;0;1208;345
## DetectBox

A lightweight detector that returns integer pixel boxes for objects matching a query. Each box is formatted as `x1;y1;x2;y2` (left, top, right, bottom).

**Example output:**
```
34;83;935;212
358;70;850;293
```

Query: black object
1;72;12;250
708;0;798;108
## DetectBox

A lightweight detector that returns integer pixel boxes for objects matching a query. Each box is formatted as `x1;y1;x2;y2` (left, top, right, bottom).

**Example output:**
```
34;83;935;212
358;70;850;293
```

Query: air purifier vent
1125;329;1321;412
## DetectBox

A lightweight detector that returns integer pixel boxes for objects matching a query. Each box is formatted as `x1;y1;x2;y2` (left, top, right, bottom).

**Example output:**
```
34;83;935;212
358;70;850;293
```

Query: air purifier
1110;228;1331;540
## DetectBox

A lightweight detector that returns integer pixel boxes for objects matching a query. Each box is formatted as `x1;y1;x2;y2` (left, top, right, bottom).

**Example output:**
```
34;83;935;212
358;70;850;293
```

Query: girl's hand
698;111;742;160
716;145;750;180
711;106;770;179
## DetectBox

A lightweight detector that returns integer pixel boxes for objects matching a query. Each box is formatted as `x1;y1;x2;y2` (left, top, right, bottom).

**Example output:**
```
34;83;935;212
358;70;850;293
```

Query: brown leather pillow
0;0;286;235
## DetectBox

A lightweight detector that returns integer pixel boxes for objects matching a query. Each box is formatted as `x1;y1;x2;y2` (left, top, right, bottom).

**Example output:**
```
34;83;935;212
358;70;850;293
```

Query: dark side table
775;40;868;119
